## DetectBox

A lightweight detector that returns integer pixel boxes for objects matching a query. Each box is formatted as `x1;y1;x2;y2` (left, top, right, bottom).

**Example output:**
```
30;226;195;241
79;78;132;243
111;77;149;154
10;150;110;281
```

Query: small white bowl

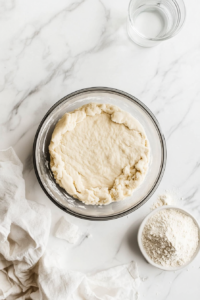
138;205;200;271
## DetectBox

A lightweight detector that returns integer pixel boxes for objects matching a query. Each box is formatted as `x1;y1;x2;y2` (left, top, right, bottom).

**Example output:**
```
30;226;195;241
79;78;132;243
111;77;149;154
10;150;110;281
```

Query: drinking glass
127;0;186;47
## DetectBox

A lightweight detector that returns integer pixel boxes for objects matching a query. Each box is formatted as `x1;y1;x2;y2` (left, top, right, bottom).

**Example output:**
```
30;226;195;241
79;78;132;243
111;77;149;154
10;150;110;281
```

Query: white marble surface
1;0;200;298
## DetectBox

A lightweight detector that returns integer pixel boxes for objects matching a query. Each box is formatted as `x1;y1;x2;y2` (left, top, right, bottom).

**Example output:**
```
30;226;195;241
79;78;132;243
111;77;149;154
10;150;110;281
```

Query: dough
49;103;149;205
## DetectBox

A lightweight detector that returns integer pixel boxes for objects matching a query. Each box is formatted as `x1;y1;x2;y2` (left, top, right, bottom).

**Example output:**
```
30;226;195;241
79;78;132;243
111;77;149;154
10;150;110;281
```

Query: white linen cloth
0;148;51;300
0;148;141;300
55;216;81;244
37;254;140;300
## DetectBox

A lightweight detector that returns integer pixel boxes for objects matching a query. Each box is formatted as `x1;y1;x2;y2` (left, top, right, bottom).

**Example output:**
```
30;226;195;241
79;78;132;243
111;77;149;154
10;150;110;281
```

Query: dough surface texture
49;103;149;205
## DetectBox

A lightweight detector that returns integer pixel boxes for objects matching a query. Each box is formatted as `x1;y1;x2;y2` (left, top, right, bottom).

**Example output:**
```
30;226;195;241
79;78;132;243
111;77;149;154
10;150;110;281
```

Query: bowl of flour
138;206;200;270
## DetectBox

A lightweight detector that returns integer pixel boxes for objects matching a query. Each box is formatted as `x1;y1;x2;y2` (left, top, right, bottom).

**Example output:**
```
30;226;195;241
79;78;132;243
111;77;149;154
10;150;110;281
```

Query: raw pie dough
49;103;149;205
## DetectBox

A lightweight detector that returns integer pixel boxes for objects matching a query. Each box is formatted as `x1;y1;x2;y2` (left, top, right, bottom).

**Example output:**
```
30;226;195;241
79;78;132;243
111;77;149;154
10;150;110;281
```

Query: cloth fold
0;148;140;300
0;148;51;299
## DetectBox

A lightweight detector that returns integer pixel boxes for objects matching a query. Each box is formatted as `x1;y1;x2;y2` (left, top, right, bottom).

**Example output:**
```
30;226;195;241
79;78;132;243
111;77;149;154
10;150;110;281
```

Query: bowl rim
137;205;200;270
33;86;167;221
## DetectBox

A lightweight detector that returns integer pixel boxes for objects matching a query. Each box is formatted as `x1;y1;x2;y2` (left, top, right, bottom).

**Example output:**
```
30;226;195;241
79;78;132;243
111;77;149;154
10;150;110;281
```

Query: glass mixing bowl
33;87;167;220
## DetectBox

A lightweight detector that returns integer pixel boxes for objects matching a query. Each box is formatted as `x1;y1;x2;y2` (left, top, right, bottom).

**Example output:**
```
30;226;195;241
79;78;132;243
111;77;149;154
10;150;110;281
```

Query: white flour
151;192;175;210
142;209;199;267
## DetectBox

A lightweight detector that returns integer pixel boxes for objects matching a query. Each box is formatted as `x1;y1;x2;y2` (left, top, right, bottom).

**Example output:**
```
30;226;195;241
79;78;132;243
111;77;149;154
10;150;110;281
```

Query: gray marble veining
0;0;200;299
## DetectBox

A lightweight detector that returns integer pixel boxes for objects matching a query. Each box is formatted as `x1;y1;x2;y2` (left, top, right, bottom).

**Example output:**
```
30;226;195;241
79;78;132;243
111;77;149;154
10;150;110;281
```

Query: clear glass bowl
33;87;167;220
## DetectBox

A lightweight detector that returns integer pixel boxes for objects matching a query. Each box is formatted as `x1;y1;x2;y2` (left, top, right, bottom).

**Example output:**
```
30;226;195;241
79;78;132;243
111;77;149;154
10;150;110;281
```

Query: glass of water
127;0;186;47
